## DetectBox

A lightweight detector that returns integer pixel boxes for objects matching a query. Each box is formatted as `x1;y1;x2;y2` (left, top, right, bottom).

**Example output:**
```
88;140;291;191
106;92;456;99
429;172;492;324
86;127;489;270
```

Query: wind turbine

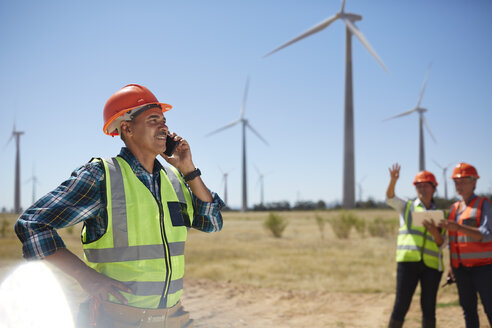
218;166;233;207
384;64;436;171
265;0;388;209
25;164;40;205
206;78;268;212
254;165;271;207
6;123;25;213
433;159;452;200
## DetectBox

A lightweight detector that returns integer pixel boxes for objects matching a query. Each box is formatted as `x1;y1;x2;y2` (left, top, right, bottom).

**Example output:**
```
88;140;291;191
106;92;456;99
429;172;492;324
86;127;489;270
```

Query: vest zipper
155;196;172;308
421;229;427;262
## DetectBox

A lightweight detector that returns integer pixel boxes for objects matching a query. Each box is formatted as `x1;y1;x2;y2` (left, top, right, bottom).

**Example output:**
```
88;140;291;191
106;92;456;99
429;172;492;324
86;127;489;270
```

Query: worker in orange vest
439;163;492;328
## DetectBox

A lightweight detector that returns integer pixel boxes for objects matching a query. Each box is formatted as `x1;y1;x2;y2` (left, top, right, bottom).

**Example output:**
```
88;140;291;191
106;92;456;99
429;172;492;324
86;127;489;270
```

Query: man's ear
121;121;131;134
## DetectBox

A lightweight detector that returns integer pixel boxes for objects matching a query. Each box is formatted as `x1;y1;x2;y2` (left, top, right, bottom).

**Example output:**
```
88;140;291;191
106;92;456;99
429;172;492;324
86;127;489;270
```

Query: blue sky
1;0;491;211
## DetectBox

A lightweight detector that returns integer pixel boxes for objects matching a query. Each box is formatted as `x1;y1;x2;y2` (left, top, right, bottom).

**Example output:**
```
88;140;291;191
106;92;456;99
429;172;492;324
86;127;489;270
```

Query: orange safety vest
448;196;492;268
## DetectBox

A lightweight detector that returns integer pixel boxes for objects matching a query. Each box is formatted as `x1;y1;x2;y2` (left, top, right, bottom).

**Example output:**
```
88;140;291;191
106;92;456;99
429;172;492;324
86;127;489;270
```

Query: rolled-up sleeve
191;191;225;233
14;162;104;259
386;195;408;227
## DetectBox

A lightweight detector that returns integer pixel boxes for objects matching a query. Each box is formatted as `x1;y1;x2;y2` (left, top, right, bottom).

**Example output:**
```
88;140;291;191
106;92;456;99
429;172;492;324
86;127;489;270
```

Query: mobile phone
164;135;179;156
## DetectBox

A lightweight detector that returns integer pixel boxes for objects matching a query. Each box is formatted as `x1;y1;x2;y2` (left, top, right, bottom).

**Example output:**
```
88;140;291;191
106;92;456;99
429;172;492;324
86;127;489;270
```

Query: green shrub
1;218;9;238
329;211;356;239
263;212;288;238
367;217;398;238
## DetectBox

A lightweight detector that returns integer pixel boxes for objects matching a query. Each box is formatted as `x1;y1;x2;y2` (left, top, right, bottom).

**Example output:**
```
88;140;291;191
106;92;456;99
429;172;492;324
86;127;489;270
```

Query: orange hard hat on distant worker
451;163;479;179
413;171;438;187
103;84;172;136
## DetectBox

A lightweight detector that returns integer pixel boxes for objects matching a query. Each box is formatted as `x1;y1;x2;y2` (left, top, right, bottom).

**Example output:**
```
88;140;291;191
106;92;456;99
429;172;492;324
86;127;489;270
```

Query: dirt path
182;279;489;328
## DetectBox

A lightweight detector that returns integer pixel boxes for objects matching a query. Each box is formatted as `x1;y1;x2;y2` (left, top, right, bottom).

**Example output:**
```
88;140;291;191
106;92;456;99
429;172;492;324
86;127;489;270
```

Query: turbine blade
417;63;432;108
264;14;340;57
205;119;241;137
246;122;269;146
340;0;346;12
432;159;443;169
240;77;250;119
423;117;437;143
383;108;418;121
341;17;389;73
3;133;14;150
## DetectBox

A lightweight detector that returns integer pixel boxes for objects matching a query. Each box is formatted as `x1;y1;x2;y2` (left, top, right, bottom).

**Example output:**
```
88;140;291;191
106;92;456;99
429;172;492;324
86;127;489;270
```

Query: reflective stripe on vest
82;157;194;309
448;196;492;268
396;200;443;271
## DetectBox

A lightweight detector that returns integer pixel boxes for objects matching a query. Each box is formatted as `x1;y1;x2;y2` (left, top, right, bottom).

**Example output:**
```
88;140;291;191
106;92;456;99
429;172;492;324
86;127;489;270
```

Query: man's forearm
187;177;213;202
457;224;483;241
44;248;95;285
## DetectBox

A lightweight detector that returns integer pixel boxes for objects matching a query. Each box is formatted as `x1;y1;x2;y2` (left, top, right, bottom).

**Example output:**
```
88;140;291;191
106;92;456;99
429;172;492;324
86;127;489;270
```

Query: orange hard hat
413;171;438;187
103;84;172;136
451;163;479;179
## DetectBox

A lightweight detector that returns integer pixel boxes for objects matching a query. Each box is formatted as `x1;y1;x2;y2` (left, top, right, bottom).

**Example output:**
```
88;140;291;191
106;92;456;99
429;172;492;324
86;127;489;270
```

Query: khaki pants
78;300;194;328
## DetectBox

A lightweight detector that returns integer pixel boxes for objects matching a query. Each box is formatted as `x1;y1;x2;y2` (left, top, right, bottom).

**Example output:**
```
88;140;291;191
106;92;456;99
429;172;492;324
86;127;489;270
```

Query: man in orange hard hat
16;84;225;327
439;163;492;327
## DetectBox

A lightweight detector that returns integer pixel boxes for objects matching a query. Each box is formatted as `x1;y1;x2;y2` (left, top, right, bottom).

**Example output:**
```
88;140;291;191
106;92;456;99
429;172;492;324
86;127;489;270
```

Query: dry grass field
0;211;489;327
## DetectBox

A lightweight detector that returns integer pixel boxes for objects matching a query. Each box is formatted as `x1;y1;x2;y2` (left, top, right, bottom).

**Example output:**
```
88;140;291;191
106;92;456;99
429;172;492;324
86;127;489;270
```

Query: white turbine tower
206;78;268;212
25;164;40;205
218;166;233;207
254;165;271;207
265;0;388;209
433;160;452;200
6;123;25;213
384;64;436;171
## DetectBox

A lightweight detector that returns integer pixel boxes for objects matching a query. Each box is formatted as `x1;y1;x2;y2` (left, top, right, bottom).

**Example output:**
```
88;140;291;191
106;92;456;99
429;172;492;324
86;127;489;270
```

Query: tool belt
99;301;194;328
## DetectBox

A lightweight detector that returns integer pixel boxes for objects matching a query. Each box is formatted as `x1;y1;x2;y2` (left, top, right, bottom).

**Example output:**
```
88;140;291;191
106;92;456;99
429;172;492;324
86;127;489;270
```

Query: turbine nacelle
342;13;362;22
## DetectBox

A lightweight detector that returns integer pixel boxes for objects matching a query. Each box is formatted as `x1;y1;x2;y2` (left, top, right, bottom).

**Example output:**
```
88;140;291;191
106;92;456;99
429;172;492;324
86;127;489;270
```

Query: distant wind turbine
25;164;40;205
384;64;436;171
357;175;367;203
6;123;25;213
254;165;271;207
206;78;268;212
265;0;388;209
218;166;233;207
433;159;452;200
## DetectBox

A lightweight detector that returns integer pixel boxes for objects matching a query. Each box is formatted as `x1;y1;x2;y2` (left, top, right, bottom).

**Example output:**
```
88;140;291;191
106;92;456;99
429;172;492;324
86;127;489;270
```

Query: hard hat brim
103;102;172;136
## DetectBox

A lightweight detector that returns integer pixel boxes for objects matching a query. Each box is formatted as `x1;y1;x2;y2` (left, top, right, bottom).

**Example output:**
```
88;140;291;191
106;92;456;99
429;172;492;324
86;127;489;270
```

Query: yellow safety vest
82;157;194;308
396;200;444;271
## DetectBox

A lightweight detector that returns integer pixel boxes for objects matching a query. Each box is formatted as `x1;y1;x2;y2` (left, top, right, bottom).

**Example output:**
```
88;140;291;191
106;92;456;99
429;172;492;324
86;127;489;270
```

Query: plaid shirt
15;147;224;259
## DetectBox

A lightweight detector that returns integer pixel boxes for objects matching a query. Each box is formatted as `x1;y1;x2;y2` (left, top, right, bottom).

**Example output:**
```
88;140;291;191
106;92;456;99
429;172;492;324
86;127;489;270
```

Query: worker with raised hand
438;163;492;328
15;84;224;328
385;163;445;328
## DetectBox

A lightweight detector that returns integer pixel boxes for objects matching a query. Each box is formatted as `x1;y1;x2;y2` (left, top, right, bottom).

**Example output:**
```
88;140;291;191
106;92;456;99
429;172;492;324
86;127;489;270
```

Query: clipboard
412;210;444;226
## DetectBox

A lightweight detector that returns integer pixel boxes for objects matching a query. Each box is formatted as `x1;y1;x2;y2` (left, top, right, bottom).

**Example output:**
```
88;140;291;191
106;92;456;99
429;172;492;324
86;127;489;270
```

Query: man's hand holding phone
162;133;195;174
164;133;180;157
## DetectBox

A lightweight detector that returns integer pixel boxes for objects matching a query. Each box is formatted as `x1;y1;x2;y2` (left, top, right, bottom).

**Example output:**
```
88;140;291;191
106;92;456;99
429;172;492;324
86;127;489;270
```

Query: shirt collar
414;197;436;210
118;147;164;175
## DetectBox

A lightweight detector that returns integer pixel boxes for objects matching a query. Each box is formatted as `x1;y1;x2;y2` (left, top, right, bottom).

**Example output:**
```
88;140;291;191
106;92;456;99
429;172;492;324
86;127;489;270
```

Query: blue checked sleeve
191;191;225;232
14;162;105;259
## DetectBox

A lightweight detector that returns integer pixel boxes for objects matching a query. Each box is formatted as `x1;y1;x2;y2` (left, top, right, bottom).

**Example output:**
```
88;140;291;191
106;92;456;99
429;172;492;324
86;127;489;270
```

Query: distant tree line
243;193;492;212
